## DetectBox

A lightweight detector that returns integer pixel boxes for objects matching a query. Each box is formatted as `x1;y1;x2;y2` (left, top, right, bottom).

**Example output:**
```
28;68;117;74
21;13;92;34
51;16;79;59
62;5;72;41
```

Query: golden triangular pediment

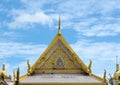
31;33;90;74
19;17;105;84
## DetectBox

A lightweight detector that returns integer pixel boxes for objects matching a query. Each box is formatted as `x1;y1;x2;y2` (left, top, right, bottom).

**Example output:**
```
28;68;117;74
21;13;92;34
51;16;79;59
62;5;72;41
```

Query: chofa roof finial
58;15;61;34
116;56;119;72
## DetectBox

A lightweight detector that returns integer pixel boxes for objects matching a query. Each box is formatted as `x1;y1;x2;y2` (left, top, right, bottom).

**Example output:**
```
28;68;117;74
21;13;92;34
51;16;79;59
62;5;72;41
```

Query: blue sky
0;0;120;78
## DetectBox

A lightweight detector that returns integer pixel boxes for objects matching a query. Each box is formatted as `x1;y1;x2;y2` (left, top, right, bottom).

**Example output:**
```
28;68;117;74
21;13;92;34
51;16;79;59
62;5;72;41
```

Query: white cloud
71;40;120;76
5;0;120;37
99;0;120;15
87;23;120;36
57;0;120;17
58;0;96;17
8;12;54;29
20;0;47;9
73;17;120;37
0;41;47;76
58;0;120;37
72;40;120;61
0;40;120;77
0;42;46;57
3;32;15;36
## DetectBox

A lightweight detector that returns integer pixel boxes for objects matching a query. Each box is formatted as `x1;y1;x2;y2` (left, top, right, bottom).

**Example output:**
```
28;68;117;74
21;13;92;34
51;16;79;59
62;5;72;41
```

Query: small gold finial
88;59;92;73
116;56;119;72
103;69;107;82
58;15;61;34
2;64;5;71
27;59;31;75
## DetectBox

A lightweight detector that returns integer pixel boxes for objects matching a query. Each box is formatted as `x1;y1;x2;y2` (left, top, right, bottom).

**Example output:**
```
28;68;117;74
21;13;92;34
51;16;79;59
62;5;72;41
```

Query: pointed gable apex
30;32;90;74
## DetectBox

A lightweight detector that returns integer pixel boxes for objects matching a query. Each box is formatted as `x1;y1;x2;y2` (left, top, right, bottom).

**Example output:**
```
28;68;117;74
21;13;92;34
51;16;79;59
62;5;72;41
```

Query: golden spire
58;15;61;34
116;56;119;72
103;69;107;82
2;56;6;71
88;59;92;73
2;64;5;71
0;64;8;77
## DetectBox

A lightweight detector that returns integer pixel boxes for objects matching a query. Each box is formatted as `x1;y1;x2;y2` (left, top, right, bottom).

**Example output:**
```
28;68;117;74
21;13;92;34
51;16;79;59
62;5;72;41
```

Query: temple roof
19;17;105;85
20;74;102;84
28;24;92;74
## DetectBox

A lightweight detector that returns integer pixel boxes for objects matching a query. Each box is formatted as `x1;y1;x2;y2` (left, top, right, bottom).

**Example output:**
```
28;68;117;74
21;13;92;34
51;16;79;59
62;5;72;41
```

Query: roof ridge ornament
103;69;107;83
116;56;119;72
88;59;92;73
27;59;32;75
58;15;61;34
2;56;6;71
2;64;5;71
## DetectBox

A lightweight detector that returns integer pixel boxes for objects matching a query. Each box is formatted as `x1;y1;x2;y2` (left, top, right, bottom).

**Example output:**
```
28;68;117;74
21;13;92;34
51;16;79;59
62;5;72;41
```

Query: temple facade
18;17;106;85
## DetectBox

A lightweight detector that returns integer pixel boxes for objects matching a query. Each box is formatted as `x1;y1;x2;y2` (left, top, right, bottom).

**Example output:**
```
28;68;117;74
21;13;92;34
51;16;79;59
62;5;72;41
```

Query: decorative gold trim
20;74;28;81
90;74;104;82
30;33;89;74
